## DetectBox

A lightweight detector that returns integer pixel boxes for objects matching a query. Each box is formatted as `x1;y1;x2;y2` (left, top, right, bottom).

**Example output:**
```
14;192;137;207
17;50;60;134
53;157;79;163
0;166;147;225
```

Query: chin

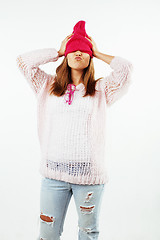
72;66;86;71
73;62;89;69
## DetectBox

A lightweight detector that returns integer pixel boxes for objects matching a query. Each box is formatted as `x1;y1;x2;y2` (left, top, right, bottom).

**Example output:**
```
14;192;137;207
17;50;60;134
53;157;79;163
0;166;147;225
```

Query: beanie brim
65;34;93;58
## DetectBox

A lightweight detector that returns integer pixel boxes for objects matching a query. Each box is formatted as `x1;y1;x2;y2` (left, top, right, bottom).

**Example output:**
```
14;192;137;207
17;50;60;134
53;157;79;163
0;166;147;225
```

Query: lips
75;57;82;60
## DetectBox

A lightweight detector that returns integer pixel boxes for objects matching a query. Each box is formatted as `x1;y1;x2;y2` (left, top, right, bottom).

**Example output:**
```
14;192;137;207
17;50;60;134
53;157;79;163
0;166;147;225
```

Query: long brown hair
48;56;103;97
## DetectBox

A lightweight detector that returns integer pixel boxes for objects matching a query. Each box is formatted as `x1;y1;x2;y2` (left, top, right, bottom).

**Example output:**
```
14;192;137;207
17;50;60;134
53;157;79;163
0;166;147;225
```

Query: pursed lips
75;57;82;60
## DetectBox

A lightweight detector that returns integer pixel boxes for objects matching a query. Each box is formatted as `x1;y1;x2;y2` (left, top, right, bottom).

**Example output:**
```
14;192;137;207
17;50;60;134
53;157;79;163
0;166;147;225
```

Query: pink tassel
64;84;76;105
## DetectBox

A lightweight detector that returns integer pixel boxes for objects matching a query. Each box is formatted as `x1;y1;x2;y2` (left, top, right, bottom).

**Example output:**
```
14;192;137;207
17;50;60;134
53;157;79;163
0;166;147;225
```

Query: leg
72;183;105;240
37;177;72;240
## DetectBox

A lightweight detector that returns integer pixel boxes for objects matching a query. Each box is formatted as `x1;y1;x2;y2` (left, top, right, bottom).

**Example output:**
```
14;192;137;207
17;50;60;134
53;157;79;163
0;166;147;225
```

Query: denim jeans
37;177;105;240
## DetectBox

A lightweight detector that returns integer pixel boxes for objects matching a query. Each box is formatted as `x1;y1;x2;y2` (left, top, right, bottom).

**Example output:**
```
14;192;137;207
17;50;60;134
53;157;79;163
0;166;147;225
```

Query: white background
0;0;160;239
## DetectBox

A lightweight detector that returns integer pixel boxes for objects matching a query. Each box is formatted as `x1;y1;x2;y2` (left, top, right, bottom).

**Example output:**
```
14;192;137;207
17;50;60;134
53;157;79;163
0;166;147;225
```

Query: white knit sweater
16;48;133;185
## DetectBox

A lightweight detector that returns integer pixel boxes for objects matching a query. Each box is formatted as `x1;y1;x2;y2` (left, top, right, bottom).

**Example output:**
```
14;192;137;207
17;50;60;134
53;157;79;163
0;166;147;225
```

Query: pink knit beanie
65;20;93;58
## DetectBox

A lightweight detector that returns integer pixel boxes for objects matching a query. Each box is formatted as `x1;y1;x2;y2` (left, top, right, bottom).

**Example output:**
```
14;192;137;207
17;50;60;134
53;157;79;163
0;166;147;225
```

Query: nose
75;51;82;56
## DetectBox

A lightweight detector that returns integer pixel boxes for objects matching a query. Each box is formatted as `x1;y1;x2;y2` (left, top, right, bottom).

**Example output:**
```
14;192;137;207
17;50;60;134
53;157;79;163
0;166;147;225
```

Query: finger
85;36;92;42
64;34;71;41
64;34;73;43
65;34;73;42
86;35;92;39
67;35;73;41
67;33;74;38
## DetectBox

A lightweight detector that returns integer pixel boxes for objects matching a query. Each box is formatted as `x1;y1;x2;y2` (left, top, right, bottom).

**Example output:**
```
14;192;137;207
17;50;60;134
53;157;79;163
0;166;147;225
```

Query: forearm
16;48;59;69
94;51;115;65
16;48;59;96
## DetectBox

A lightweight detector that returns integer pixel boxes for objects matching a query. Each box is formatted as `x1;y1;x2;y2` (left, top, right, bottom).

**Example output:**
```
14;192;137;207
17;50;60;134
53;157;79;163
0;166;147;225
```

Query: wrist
93;51;101;58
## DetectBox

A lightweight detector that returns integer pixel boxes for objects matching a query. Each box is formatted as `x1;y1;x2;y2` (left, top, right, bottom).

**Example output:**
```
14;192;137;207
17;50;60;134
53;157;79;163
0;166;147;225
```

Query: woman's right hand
58;34;74;57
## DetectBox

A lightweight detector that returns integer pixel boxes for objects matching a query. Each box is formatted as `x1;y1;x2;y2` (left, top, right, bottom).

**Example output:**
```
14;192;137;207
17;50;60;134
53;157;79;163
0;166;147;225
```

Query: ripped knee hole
40;212;54;222
80;205;95;213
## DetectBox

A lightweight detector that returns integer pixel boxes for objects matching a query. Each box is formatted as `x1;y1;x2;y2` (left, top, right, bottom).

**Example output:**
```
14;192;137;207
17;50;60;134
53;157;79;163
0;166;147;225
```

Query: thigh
72;183;105;230
39;177;72;240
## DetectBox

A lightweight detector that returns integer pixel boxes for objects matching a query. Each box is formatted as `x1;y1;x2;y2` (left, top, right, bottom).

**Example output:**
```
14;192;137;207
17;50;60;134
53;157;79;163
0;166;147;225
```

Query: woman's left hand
85;35;99;57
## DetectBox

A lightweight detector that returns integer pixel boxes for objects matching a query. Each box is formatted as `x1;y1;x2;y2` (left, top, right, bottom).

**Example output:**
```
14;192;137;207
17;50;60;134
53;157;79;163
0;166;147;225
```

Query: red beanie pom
65;20;93;58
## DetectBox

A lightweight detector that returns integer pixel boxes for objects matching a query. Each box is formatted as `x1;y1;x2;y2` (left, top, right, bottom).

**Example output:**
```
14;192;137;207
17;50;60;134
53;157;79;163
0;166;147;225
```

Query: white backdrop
0;0;160;239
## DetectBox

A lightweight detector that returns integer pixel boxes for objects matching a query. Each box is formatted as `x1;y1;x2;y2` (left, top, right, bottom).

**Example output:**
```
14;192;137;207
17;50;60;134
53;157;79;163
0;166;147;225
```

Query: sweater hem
39;165;109;185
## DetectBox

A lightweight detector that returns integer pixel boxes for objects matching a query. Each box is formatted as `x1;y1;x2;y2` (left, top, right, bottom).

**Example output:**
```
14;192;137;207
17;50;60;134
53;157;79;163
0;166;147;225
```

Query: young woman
16;20;133;240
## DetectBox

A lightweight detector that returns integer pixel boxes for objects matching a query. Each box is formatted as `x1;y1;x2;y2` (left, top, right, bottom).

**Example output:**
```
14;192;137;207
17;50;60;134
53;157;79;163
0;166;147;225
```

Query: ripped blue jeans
37;177;105;240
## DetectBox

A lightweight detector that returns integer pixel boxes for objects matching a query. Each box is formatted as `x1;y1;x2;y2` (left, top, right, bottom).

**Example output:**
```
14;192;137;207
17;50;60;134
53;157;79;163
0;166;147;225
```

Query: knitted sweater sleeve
103;56;133;106
16;48;59;96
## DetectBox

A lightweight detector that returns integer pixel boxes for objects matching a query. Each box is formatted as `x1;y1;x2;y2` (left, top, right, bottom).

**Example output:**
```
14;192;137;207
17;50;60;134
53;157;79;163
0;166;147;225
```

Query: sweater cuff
52;48;59;61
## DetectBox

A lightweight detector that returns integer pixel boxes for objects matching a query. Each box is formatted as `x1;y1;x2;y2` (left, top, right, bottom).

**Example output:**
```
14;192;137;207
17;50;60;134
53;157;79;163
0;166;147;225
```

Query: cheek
67;57;73;67
67;57;72;66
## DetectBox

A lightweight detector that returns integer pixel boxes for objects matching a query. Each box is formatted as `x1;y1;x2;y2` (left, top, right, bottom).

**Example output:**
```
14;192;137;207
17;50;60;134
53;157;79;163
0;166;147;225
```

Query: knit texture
65;20;93;58
16;48;133;185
